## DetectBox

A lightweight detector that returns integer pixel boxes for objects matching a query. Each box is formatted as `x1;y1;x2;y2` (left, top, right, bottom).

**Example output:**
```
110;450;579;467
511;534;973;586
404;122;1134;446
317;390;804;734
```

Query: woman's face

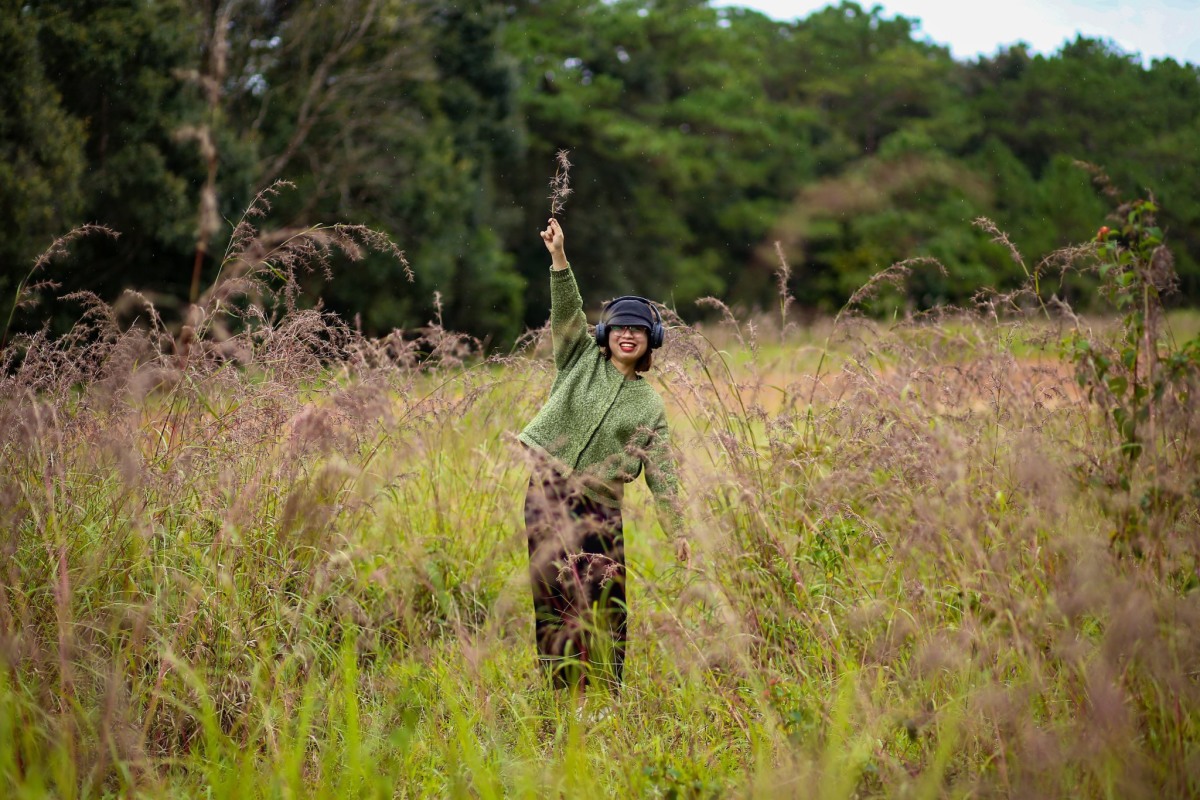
607;325;649;367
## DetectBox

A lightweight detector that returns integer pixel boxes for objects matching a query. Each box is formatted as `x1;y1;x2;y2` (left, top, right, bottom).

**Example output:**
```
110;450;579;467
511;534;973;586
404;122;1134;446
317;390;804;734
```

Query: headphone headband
602;295;662;325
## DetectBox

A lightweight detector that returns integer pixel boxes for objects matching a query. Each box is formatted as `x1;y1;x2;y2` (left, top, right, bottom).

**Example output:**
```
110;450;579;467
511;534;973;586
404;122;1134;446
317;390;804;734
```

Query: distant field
1;307;1198;798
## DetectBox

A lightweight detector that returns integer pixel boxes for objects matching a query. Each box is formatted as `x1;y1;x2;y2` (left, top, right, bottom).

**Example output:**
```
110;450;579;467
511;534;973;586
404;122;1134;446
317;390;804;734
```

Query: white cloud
711;0;1200;64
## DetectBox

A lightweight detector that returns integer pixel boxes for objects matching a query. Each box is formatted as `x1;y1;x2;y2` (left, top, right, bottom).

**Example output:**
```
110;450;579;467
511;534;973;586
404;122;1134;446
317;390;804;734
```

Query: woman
519;218;687;692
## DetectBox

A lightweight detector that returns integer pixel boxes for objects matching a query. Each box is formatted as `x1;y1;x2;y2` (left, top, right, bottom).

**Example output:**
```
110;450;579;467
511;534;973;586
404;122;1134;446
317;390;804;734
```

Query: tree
969;38;1200;295
6;0;1198;344
0;5;86;298
502;0;818;323
30;0;204;308
214;0;528;341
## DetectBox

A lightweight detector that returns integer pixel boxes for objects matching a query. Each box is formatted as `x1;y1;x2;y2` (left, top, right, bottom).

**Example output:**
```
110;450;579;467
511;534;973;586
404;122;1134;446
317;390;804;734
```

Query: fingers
540;218;564;249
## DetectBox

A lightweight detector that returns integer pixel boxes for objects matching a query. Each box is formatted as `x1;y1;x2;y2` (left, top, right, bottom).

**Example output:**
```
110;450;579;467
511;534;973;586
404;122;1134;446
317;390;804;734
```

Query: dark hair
602;344;653;373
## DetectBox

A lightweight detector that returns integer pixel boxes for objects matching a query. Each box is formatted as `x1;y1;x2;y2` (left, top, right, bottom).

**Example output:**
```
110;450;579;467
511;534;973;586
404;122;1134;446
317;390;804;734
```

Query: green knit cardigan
518;265;683;533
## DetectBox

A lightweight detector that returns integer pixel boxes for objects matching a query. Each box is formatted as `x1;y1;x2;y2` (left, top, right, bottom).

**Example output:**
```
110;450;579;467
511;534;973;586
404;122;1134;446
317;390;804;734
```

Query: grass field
2;217;1199;796
2;303;1197;798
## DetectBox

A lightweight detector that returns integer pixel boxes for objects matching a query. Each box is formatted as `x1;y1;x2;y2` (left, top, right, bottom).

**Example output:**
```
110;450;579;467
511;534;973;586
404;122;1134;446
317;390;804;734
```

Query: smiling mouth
618;343;636;353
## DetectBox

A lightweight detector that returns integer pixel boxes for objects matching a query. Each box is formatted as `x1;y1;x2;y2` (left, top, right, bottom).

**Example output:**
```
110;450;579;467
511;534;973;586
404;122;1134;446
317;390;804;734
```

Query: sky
711;0;1200;65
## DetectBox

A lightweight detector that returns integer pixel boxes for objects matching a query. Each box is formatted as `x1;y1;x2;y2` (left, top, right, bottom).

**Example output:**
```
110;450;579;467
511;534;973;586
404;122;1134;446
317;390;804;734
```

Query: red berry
1097;226;1110;240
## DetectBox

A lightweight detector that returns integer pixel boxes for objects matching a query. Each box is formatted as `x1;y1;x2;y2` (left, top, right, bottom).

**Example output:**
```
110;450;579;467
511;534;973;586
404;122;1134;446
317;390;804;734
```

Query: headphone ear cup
594;321;608;348
652;323;664;349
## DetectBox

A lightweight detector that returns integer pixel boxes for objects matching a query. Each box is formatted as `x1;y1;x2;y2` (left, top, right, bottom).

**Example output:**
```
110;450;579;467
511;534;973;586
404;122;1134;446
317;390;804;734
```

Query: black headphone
594;295;665;350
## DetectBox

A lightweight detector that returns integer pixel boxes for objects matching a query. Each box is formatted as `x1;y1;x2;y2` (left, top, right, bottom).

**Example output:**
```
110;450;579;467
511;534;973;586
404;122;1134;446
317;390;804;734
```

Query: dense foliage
4;0;1199;345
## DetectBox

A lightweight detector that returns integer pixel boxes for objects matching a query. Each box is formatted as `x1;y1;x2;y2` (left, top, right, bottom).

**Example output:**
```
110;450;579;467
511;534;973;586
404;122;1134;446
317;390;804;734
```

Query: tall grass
1;195;1198;797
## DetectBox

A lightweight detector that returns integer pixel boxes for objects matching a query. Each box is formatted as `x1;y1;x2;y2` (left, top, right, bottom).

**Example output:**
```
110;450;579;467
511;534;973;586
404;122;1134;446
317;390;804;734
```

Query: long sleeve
644;417;684;536
521;272;679;518
549;266;590;373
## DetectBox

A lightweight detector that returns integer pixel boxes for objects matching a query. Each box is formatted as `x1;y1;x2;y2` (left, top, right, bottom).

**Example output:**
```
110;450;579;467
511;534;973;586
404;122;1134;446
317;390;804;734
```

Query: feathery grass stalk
0;225;118;350
548;149;573;219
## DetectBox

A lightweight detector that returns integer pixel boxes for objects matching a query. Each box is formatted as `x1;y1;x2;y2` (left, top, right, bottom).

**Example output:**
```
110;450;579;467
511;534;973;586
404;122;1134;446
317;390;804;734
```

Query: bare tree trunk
181;1;237;303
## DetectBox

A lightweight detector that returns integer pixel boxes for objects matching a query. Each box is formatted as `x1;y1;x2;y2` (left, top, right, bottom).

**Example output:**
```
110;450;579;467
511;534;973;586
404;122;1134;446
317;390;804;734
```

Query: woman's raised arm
540;219;589;372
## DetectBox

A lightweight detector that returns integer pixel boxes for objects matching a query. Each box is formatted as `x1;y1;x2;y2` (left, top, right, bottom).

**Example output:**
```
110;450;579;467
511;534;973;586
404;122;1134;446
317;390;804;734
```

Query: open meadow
2;206;1200;798
6;3;1200;796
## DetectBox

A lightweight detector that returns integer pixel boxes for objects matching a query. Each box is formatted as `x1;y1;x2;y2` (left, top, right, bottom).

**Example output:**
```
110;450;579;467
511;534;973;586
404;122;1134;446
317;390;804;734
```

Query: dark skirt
524;468;626;691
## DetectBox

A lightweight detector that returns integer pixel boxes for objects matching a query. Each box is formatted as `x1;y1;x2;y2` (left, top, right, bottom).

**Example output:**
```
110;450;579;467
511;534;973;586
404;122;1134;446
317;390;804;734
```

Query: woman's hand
541;219;568;269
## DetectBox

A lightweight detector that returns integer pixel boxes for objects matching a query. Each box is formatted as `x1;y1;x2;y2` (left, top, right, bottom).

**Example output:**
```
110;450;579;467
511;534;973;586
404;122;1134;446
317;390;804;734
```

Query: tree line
4;0;1199;345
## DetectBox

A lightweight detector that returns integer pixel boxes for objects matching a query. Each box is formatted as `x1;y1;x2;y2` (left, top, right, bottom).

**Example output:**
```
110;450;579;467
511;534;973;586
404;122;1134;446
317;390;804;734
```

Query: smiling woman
517;218;688;697
597;296;665;376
